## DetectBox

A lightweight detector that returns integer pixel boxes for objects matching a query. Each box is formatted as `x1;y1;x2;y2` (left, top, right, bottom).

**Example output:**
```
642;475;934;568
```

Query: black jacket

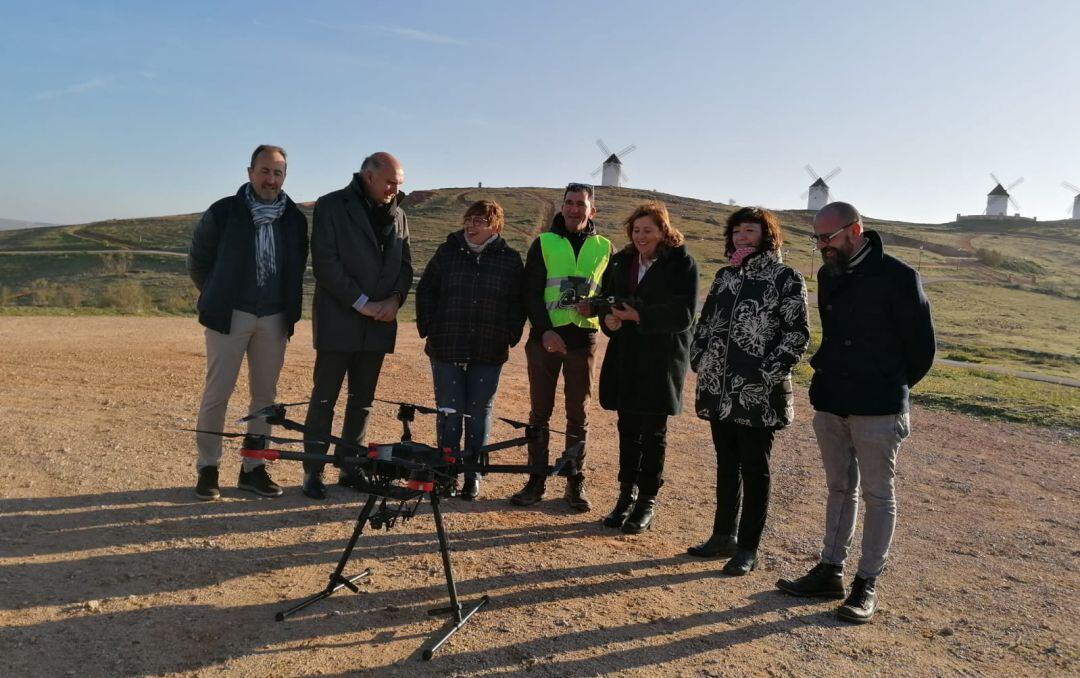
187;184;309;336
416;231;526;365
690;250;809;428
598;245;698;415
809;230;936;416
310;175;413;353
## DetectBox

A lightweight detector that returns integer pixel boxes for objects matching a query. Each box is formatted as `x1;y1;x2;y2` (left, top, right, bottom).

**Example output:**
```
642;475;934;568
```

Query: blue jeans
430;360;503;481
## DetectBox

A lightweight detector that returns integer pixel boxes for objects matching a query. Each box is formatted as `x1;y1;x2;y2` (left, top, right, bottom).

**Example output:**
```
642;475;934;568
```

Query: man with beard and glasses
301;152;413;500
775;201;935;624
188;144;309;500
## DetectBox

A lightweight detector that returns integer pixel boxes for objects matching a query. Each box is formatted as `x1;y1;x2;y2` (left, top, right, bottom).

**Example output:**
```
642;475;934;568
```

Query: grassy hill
0;186;1077;428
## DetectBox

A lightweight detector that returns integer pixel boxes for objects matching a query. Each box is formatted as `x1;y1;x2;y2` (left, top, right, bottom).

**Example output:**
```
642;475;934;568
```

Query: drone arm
458;462;568;478
475;436;532;454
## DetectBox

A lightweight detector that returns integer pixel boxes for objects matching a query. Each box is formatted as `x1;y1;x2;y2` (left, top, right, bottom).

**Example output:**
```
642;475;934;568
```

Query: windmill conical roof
604;153;621;165
810;177;828;188
988;184;1009;196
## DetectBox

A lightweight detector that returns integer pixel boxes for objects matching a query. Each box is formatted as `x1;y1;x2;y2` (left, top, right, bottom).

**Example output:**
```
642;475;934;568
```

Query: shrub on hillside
975;248;1044;275
100;251;133;276
98;281;150;312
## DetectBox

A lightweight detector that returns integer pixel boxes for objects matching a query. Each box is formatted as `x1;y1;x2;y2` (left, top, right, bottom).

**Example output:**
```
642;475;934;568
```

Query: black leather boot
776;562;845;598
687;533;737;558
722;548;757;576
837;576;877;623
602;483;638;528
302;472;327;500
510;475;546;506
564;474;592;512
621;495;656;534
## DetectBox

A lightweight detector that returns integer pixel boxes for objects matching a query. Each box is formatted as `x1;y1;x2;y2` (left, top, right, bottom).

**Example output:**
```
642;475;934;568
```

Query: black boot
722;548;757;576
776;562;845;598
837;576;877;623
687;533;737;558
564;474;592;512
510;475;546;506
460;477;480;501
302;472;327;500
602;483;638;528
621;495;656;534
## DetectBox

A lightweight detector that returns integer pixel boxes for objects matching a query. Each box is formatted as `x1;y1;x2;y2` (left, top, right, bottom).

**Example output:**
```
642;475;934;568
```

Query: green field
1;186;1077;431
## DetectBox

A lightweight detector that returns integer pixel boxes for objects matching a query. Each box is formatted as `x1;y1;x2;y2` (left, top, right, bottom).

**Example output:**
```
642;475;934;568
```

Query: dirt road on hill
0;317;1076;676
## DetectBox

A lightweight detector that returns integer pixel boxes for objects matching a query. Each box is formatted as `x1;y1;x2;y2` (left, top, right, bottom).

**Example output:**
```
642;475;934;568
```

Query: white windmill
985;173;1023;216
1062;181;1080;220
591;139;636;187
802;165;842;211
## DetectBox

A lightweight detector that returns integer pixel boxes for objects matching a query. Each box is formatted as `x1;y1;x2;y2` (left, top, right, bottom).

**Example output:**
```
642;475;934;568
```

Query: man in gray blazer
301;152;413;499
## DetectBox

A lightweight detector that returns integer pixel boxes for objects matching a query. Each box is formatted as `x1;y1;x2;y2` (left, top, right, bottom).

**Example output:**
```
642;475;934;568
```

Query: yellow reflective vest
539;231;611;330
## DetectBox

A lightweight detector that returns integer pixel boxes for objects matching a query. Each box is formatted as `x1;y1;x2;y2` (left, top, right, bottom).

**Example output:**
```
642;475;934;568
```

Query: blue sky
1;0;1078;225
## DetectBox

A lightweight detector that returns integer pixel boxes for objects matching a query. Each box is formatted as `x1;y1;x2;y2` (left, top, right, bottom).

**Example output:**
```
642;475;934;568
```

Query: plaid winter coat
416;231;526;365
690;249;809;428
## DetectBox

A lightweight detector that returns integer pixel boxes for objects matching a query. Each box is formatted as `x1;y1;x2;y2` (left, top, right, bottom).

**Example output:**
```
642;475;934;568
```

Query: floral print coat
690;250;809;428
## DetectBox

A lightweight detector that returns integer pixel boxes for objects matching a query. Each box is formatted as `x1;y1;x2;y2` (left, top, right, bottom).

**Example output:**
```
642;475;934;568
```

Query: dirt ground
0;317;1076;677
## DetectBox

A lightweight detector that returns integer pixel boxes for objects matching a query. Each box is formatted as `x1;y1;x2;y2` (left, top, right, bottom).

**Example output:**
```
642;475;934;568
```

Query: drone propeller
238;400;326;423
374;398;468;417
493;415;582;438
178;427;308;445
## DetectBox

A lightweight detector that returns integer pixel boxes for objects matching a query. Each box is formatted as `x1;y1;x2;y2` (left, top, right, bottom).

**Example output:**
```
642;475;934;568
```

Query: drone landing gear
423;489;490;660
274;489;488;660
275;493;380;622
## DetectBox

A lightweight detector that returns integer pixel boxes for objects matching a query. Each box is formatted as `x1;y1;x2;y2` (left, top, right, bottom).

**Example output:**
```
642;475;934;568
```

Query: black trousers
303;350;386;473
616;412;669;497
710;419;776;551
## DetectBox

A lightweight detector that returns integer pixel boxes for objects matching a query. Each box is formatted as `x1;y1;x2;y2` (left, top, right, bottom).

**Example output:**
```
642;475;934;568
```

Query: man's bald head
361;152;402;174
360;151;404;204
812;201;865;273
814;201;862;229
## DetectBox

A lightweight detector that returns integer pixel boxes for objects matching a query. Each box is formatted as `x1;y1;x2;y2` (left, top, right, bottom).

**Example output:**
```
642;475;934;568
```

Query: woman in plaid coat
416;200;526;500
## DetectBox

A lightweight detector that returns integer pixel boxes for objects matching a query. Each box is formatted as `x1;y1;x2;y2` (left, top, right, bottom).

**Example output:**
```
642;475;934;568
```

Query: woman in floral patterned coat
687;206;809;576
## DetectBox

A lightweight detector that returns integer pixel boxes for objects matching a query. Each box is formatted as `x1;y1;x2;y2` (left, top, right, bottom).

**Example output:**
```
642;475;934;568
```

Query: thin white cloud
303;19;462;46
34;77;109;101
375;25;463;45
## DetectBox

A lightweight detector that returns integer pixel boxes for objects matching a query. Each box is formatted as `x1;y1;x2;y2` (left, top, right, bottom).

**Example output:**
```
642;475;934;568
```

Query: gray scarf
244;183;288;286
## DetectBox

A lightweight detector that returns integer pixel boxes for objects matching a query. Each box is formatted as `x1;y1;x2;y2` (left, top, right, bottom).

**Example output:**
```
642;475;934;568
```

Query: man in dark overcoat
301;152;413;499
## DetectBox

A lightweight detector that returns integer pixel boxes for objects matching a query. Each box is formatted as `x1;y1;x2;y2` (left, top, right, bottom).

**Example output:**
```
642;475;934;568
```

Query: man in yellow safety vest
510;182;613;511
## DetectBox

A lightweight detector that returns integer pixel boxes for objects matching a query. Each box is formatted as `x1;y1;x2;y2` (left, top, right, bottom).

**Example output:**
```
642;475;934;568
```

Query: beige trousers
195;310;287;471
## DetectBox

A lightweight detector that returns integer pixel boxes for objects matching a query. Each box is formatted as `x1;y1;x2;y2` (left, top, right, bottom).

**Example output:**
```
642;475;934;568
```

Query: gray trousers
196;310;287;472
813;410;910;579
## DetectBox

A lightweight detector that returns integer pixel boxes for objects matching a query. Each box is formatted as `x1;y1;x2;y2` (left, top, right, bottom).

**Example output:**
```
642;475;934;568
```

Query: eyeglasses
464;216;490;226
808;221;856;245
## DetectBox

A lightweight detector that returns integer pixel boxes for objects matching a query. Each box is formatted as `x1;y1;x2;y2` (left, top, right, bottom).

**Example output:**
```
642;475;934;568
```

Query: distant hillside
0;186;1077;381
0;217;56;231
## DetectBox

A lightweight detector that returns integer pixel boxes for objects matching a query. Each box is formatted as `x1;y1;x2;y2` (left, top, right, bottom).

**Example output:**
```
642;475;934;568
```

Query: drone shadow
1;553;836;676
0;487;603;610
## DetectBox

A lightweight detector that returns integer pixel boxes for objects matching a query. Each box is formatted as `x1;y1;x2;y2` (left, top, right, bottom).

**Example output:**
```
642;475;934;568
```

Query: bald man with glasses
776;201;935;624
